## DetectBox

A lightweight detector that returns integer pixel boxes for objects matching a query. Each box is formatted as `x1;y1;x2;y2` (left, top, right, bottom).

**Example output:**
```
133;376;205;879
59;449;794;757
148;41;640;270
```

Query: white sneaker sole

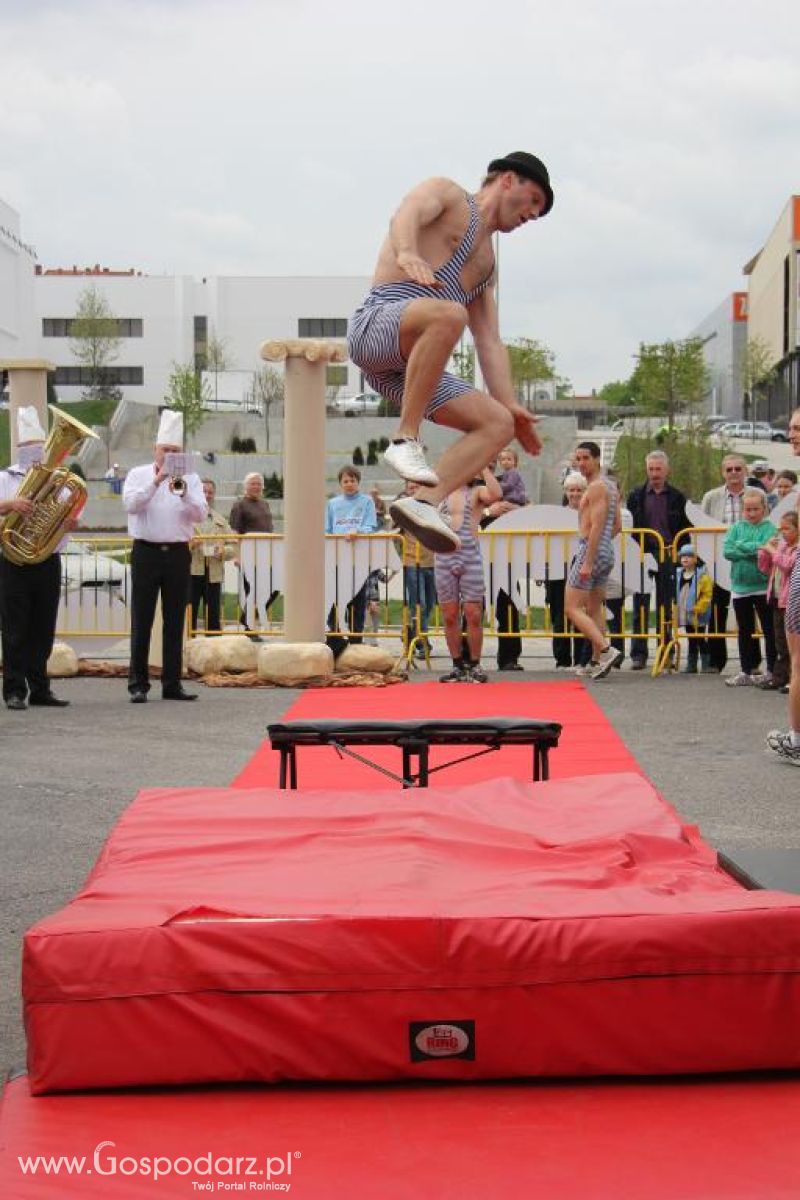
389;500;460;555
382;444;440;487
590;646;623;679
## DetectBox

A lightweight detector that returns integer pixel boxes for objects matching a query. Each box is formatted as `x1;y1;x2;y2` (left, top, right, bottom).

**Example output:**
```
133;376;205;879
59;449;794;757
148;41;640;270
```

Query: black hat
487;151;554;215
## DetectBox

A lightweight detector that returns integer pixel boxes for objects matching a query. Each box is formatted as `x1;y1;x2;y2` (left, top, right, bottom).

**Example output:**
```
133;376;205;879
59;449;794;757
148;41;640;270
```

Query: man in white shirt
123;410;207;702
701;453;747;673
0;407;75;710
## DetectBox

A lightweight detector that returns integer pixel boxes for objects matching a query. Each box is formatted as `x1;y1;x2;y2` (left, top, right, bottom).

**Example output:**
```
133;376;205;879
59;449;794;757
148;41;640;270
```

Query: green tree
598;378;637;410
253;365;285;451
69;285;122;405
631;339;708;430
202;327;232;406
163;364;210;440
505;337;555;407
739;335;775;426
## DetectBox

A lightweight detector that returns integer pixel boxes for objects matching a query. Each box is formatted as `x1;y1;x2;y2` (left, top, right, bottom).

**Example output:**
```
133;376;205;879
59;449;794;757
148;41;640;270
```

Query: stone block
186;635;258;676
47;642;79;677
335;644;397;673
257;642;333;682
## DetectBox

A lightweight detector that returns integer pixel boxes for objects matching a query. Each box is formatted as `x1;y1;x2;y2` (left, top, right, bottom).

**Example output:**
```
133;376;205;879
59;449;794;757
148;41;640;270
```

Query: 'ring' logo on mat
410;1021;475;1061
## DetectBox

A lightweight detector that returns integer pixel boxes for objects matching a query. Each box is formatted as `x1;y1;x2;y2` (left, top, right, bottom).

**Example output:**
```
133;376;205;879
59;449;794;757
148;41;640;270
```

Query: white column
260;338;348;642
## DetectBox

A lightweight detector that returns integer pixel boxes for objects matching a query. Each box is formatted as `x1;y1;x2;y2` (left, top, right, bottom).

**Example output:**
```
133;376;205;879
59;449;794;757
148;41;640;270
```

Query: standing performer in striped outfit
348;151;553;554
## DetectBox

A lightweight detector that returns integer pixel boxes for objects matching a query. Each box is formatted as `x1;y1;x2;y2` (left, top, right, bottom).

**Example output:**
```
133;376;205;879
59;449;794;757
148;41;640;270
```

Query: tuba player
0;407;75;710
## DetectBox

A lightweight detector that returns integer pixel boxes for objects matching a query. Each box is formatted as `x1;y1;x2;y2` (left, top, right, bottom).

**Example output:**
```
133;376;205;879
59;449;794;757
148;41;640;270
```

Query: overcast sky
1;0;798;392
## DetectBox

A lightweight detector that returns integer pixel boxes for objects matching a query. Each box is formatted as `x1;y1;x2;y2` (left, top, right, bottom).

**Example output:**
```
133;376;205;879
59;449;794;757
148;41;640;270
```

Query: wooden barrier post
259;338;347;643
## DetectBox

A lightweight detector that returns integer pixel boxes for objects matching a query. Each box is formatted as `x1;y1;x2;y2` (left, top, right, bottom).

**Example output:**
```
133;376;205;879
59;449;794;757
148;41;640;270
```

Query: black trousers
0;554;61;702
707;583;730;671
630;561;675;664
496;589;522;667
732;593;776;676
190;571;222;632
129;541;190;694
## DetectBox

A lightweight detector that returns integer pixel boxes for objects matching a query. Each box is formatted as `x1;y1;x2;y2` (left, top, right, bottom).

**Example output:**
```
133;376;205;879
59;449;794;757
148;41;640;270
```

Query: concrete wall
0;197;36;359
688;293;748;420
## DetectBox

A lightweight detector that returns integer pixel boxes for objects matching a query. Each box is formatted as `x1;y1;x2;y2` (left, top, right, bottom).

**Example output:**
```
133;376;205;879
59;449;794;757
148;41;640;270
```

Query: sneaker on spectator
750;672;772;686
725;672;756;687
383;439;439;486
574;664;591;677
766;729;800;765
466;664;489;683
389;496;460;555
590;644;623;679
439;664;468;683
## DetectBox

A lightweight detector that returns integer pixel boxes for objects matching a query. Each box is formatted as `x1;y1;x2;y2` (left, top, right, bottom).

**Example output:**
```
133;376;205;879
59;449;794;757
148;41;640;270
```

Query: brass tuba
1;405;99;565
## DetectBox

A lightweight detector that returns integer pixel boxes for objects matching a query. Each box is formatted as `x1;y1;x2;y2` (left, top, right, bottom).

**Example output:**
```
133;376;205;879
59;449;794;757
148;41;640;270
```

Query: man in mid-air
348;151;553;553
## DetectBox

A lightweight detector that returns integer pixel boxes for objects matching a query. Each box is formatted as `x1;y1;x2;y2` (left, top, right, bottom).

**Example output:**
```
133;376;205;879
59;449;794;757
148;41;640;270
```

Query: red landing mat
23;774;800;1092
3;1071;800;1199
233;679;640;788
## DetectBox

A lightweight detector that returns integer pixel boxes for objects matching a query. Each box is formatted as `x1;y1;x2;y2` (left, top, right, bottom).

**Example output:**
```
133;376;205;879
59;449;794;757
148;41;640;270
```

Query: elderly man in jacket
627;450;691;670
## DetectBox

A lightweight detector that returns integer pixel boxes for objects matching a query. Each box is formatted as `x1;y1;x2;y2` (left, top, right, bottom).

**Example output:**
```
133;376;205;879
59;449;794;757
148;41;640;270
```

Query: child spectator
674;543;712;673
775;470;798;502
325;465;378;649
722;487;777;686
757;512;799;692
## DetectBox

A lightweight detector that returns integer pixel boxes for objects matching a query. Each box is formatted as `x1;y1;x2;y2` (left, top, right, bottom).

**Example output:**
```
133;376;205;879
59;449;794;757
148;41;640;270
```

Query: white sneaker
574;664;591;677
383;439;439;486
725;672;756;687
389;496;461;554
589;644;623;679
766;729;800;765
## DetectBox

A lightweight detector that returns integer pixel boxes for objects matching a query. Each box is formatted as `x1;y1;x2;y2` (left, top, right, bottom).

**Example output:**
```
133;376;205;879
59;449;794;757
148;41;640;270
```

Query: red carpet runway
233;679;641;788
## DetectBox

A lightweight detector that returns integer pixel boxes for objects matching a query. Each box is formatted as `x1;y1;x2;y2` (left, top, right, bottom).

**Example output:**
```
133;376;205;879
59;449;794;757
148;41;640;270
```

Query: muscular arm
389;178;464;286
582;481;609;572
468;289;542;455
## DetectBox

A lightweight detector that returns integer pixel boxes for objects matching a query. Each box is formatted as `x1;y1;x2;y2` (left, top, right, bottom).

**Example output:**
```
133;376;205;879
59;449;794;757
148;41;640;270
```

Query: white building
0;197;37;362
33;267;371;406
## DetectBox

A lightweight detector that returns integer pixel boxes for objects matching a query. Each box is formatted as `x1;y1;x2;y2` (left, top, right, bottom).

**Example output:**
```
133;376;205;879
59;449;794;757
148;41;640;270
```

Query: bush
352;445;364;466
68;461;86;480
263;472;284;498
229;435;257;453
378;437;390;452
367;439;379;466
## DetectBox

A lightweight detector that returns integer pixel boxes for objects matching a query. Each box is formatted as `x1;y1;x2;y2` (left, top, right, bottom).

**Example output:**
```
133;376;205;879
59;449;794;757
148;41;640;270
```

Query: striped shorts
566;540;614;592
348;299;474;422
786;555;800;636
434;541;485;605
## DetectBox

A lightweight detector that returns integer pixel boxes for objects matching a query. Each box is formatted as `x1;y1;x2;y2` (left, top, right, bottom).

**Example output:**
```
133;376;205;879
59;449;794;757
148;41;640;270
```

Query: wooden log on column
0;359;54;461
259;338;348;643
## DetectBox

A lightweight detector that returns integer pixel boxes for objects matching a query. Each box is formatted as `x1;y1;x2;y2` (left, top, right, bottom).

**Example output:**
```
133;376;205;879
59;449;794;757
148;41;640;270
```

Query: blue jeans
404;565;436;644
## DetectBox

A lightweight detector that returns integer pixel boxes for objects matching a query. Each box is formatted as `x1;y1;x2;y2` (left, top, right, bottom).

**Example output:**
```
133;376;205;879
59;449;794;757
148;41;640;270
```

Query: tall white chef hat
156;409;184;447
17;406;47;444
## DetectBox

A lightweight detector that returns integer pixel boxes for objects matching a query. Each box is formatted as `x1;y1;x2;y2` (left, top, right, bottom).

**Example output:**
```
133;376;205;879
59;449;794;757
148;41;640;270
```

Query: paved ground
2;661;798;1078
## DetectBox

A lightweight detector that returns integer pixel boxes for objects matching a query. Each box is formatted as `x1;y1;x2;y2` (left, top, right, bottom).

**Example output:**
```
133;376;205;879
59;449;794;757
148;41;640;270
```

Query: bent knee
490;406;515;446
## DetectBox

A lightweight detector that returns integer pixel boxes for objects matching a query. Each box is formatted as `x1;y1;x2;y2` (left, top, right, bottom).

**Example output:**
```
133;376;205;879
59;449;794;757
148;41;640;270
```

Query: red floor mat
233;680;640;788
2;1072;799;1199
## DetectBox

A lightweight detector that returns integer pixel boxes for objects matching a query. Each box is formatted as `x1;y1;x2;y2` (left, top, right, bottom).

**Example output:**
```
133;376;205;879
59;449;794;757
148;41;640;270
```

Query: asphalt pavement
2;663;798;1078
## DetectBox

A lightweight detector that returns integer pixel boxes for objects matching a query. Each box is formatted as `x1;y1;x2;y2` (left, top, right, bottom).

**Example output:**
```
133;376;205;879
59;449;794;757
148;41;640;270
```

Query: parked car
61;542;129;594
717;421;787;442
329;393;383;416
